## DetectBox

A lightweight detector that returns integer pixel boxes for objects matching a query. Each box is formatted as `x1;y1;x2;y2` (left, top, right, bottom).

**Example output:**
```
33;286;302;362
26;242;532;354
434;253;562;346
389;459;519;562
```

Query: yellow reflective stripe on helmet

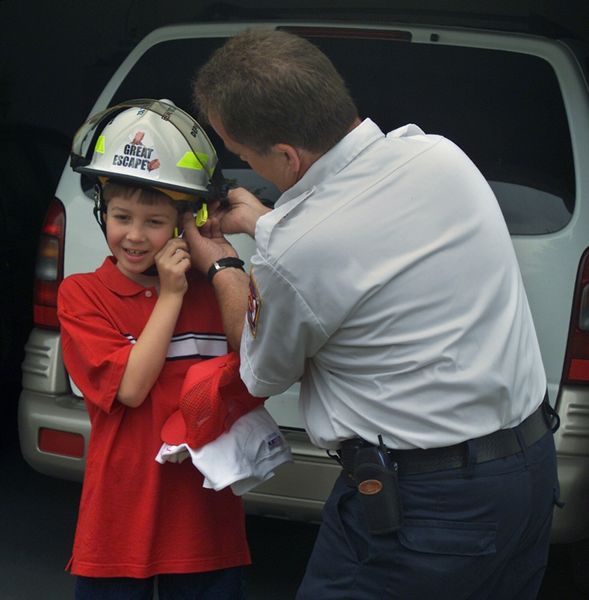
176;151;210;171
95;135;106;154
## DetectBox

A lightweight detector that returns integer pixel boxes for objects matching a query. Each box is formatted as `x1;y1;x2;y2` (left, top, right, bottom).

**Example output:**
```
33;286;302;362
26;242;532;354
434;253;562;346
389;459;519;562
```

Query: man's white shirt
240;119;546;450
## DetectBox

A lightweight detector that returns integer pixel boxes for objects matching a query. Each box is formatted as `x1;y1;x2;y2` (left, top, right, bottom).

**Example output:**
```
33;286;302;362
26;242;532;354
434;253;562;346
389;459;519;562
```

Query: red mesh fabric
179;352;265;449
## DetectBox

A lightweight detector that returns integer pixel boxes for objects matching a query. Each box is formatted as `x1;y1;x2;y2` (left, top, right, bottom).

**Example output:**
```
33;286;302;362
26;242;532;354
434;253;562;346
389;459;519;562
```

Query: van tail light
563;248;589;383
33;198;65;329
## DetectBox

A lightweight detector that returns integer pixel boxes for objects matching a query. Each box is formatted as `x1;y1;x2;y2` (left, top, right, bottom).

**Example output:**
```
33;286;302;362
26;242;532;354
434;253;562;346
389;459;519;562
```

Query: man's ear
274;143;302;176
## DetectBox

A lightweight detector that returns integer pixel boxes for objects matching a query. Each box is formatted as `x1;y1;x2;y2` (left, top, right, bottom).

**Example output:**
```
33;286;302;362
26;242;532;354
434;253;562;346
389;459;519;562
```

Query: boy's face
105;190;177;283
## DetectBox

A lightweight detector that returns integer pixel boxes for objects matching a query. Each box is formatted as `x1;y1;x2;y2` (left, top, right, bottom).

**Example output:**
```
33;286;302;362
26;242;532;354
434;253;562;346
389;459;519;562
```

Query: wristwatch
207;257;245;283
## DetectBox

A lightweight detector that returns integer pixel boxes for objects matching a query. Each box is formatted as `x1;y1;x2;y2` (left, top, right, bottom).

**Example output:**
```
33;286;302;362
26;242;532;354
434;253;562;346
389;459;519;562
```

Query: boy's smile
105;190;177;284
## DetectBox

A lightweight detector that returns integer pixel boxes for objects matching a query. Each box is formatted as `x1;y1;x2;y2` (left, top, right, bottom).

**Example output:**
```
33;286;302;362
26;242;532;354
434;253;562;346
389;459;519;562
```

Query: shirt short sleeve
240;254;328;398
58;276;133;414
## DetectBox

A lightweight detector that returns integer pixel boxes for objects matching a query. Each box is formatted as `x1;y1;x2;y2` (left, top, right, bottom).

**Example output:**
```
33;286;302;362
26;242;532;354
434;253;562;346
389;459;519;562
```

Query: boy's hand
155;238;191;295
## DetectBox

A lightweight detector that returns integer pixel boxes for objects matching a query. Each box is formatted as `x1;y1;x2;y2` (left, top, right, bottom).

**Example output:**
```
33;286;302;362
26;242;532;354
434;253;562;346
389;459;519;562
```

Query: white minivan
18;20;589;545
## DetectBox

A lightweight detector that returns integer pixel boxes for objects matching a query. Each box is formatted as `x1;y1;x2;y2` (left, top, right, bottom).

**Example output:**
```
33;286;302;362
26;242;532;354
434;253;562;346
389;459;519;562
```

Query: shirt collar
95;256;154;296
276;118;385;207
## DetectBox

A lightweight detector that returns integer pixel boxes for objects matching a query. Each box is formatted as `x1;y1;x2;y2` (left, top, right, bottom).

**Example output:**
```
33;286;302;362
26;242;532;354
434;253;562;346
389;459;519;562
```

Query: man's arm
182;187;270;350
208;267;250;351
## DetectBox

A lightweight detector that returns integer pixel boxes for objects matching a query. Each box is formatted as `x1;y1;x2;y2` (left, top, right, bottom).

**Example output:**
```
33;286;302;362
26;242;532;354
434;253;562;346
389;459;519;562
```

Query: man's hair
193;28;358;155
102;181;175;207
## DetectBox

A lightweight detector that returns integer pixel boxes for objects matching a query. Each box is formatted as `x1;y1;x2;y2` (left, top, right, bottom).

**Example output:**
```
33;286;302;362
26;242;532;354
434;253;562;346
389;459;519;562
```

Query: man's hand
218;187;272;238
182;186;271;277
182;210;238;277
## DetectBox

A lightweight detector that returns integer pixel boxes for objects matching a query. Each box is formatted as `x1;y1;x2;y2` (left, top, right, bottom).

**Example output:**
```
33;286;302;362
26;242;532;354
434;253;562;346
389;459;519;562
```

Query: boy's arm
117;239;190;408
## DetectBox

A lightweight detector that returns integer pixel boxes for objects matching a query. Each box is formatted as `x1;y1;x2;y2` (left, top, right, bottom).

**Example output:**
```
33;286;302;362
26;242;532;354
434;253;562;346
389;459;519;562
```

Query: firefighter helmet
70;98;219;199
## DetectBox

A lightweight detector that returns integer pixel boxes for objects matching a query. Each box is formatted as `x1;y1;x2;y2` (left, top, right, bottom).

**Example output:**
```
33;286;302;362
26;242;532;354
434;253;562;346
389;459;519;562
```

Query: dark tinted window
111;38;228;157
112;34;574;234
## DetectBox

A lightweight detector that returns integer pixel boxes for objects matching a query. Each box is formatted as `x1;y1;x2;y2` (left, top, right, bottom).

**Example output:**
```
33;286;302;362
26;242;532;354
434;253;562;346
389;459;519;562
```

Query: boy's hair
102;181;176;208
193;28;358;155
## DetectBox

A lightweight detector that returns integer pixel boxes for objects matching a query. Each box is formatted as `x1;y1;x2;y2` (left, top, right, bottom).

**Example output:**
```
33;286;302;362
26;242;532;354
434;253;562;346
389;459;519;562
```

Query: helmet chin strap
93;182;107;235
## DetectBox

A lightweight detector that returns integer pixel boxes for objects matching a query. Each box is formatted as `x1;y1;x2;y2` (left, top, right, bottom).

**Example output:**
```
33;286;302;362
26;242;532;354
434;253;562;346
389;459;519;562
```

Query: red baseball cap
161;351;265;449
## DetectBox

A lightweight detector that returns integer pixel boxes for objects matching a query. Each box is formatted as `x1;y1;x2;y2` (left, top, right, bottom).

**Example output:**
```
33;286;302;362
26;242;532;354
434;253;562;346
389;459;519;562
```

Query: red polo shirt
58;257;250;578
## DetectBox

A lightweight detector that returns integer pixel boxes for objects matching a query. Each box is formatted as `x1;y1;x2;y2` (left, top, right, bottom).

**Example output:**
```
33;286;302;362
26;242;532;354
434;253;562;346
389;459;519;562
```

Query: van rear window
112;34;574;235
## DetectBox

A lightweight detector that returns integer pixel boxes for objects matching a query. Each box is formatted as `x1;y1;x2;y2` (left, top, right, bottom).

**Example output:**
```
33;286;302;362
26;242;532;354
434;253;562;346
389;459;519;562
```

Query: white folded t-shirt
156;406;292;495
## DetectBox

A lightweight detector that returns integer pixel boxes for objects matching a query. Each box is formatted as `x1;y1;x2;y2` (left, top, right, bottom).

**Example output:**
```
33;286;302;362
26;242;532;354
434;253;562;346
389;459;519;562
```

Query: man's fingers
182;211;197;231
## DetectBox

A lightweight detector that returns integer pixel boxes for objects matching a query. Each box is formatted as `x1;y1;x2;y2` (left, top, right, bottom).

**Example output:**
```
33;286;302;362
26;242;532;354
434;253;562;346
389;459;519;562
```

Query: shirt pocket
398;519;497;556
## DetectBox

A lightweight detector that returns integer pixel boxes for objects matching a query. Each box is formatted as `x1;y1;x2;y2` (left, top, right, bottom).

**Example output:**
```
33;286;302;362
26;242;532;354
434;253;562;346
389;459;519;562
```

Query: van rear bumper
17;386;589;543
18;390;89;481
551;385;589;543
16;390;341;522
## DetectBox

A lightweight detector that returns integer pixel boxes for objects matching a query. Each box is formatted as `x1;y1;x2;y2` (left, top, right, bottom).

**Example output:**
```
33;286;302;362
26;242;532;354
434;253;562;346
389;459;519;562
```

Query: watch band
207;257;245;283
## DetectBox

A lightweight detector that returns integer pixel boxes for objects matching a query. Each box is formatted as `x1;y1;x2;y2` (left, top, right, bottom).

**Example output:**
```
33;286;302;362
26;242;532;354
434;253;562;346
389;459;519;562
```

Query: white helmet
70;98;220;199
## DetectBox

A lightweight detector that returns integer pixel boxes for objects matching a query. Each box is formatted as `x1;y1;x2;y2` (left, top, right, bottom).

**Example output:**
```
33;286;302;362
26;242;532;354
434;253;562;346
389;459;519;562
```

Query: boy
58;100;250;599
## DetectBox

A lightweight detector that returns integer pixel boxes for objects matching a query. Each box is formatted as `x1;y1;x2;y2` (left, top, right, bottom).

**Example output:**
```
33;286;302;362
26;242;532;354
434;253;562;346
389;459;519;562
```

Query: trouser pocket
398;518;496;556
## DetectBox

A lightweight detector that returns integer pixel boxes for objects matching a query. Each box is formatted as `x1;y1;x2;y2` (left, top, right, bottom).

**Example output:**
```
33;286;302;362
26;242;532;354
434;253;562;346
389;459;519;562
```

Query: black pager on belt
353;435;403;535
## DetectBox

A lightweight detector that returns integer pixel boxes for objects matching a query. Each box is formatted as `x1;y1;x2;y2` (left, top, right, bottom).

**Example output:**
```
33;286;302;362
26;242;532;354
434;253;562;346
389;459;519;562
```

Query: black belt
337;398;555;477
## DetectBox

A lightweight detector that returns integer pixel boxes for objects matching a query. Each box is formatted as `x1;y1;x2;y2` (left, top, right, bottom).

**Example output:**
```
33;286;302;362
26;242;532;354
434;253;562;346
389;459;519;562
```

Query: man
184;28;559;600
